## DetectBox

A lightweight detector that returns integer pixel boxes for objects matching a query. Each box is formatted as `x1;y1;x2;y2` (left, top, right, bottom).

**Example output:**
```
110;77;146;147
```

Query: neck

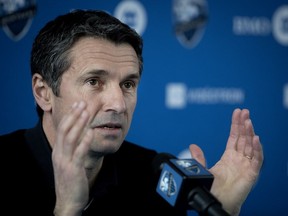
42;115;57;148
84;151;104;187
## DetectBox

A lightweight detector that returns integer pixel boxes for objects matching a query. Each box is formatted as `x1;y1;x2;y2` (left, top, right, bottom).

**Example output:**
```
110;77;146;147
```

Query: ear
32;73;52;112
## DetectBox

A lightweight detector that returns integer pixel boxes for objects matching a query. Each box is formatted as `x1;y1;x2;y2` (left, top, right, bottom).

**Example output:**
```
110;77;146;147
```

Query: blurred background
0;0;287;215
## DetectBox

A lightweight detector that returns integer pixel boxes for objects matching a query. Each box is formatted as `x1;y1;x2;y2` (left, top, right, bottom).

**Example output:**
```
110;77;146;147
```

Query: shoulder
0;128;35;174
0;128;35;164
0;129;27;147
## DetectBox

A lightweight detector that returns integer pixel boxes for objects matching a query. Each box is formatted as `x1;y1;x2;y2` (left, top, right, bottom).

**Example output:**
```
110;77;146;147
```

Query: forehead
69;37;139;72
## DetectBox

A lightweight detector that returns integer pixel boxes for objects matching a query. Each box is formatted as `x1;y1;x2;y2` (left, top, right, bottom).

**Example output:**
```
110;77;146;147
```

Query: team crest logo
172;0;208;48
0;0;37;41
114;0;147;36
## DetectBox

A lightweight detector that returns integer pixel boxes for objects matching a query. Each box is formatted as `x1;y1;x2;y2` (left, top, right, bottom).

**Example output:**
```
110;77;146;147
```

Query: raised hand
52;101;93;216
190;108;264;216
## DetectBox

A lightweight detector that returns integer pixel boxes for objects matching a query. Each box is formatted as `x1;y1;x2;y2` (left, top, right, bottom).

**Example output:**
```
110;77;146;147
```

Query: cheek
127;97;137;115
62;85;89;105
60;75;88;100
52;90;80;122
85;98;102;121
51;98;70;129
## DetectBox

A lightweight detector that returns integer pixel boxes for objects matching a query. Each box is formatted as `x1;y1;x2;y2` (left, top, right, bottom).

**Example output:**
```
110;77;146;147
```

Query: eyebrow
81;69;141;80
86;69;108;77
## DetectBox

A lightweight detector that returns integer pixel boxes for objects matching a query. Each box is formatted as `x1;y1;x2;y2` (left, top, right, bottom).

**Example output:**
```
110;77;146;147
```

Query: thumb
189;144;206;167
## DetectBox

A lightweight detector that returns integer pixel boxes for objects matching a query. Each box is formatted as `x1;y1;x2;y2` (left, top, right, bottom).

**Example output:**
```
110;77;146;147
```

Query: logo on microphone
159;170;177;197
156;158;214;208
157;163;182;206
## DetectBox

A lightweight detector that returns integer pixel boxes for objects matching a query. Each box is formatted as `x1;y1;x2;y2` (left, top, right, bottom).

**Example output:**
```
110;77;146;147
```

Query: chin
91;140;123;155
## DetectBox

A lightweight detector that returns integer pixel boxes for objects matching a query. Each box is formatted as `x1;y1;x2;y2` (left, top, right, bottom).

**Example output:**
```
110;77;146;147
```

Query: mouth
91;122;123;138
93;122;122;130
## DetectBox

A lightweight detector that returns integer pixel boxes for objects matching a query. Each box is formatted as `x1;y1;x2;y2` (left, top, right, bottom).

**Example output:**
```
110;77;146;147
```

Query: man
0;9;263;216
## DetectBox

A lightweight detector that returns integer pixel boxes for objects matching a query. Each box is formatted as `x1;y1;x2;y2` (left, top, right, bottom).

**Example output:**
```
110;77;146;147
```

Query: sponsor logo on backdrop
272;5;288;46
114;0;147;36
284;83;288;109
166;83;245;109
0;0;36;41
233;5;288;46
166;83;188;108
172;0;209;49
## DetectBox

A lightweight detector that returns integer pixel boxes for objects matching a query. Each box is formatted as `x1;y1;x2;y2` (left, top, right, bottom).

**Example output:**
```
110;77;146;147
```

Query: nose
102;85;127;113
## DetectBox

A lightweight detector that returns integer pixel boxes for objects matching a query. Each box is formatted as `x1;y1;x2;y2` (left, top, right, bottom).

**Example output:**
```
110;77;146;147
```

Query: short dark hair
30;9;143;117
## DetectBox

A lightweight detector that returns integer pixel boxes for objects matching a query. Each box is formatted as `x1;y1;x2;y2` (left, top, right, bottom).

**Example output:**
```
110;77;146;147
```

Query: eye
87;78;101;87
122;80;136;90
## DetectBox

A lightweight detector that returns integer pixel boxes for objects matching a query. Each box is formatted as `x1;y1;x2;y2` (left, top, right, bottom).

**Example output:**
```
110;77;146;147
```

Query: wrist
54;205;83;216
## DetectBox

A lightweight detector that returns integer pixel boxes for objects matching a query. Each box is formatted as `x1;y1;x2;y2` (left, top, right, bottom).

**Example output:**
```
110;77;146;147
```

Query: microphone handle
188;186;230;216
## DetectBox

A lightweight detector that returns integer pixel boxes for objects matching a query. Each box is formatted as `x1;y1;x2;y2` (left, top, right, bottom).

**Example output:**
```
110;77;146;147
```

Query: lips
94;122;122;129
90;121;124;139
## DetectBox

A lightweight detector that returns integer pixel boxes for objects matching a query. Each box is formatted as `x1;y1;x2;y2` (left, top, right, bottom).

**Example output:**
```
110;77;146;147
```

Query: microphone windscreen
152;152;177;175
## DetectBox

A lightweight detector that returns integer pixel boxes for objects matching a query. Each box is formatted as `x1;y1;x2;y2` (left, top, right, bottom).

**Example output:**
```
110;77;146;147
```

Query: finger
235;109;250;155
64;109;90;154
55;101;87;158
73;128;93;166
54;102;78;156
189;144;206;167
243;118;254;158
226;108;241;151
251;135;264;172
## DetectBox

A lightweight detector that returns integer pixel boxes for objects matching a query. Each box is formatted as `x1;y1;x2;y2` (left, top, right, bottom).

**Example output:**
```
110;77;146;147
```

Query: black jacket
0;121;187;216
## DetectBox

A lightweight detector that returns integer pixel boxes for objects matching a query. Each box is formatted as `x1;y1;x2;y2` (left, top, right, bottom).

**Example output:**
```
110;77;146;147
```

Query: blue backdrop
1;0;287;215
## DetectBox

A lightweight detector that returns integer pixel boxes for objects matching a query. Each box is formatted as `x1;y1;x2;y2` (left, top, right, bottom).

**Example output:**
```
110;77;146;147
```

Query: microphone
153;153;230;216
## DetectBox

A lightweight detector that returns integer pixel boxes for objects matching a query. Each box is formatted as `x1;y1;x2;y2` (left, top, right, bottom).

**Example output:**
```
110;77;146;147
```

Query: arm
189;108;264;216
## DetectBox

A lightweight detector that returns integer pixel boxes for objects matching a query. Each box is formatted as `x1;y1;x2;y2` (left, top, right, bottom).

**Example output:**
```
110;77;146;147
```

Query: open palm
190;108;264;216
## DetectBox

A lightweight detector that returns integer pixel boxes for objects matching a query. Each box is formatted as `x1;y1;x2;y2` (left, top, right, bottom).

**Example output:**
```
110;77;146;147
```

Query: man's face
49;37;140;154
